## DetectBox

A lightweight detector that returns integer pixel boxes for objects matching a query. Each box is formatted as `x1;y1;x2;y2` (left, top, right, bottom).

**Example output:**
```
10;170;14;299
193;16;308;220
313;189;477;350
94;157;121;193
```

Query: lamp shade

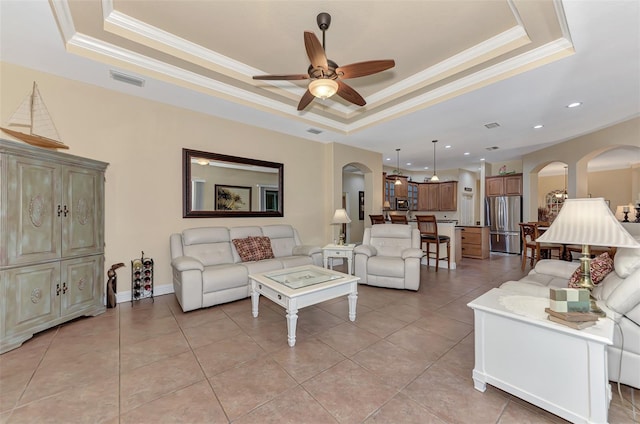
331;208;352;224
309;79;338;99
383;201;391;209
536;198;640;248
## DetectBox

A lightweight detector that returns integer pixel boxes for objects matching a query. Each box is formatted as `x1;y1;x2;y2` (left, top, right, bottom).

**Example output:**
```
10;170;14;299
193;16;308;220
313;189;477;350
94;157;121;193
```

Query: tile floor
1;254;638;423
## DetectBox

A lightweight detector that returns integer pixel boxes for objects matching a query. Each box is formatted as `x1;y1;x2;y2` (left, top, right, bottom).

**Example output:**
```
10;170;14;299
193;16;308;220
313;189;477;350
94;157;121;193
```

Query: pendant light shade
430;140;440;182
394;148;402;185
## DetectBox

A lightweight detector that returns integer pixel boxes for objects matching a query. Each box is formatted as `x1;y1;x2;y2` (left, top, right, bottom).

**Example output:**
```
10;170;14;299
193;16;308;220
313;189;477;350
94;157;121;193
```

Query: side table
468;288;613;424
323;243;356;275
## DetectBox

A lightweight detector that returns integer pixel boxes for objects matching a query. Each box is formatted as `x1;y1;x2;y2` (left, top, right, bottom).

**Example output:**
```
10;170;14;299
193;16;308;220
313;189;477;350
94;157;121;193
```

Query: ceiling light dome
309;79;338;99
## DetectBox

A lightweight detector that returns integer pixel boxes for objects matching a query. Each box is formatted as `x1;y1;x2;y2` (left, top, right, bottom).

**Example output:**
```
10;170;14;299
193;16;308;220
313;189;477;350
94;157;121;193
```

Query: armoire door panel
62;167;103;257
4;262;60;335
61;256;102;317
7;157;62;265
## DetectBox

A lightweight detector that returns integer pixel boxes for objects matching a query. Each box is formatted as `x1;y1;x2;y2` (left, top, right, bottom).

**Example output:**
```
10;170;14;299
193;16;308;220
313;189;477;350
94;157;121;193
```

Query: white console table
468;288;613;424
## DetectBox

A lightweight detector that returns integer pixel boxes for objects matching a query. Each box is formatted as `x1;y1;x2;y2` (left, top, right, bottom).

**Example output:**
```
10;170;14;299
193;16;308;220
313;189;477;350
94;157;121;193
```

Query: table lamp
536;198;640;313
331;208;351;245
383;200;391;220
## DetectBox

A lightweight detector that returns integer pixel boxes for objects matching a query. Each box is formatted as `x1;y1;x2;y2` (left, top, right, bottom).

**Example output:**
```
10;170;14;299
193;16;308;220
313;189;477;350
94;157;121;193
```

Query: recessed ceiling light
424;166;429;170
386;158;391;161
445;145;452;149
533;124;544;129
566;102;582;108
406;162;412;166
480;158;485;161
464;152;470;156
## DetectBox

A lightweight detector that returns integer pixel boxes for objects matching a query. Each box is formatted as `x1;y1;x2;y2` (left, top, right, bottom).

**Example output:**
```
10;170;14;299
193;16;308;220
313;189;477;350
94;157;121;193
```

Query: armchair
354;224;424;290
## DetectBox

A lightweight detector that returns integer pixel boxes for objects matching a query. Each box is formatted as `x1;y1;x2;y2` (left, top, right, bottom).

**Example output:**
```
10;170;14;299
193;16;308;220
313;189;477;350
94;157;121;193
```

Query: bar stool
416;215;450;271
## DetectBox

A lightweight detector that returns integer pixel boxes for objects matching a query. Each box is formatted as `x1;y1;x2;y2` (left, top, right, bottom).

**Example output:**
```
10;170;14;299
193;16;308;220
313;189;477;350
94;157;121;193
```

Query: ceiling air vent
306;128;323;135
110;70;145;87
485;146;500;151
484;122;500;129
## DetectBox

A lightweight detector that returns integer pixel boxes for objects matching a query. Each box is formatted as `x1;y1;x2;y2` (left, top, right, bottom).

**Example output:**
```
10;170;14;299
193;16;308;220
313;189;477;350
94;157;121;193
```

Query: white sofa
354;224;424;291
500;245;640;389
169;225;322;312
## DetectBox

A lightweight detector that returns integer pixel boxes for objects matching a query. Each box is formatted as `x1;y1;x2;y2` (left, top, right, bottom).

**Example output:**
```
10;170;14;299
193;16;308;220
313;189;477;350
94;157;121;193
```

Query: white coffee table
322;243;356;274
249;265;359;347
468;288;613;424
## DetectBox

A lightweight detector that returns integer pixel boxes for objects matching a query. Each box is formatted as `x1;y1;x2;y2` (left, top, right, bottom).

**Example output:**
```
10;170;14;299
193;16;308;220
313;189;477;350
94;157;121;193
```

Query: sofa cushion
181;227;233;266
262;225;298;258
232;236;275;262
202;264;248;293
568;252;613;288
614;244;640;278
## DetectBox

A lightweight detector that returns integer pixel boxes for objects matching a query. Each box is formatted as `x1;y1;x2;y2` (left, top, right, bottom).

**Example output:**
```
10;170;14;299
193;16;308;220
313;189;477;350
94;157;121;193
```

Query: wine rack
131;251;154;305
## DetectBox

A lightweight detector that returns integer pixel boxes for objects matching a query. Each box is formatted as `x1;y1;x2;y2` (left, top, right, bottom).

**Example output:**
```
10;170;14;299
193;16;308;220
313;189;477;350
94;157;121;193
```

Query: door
63;166;104;257
61;256;102;317
3;262;61;336
6;156;62;265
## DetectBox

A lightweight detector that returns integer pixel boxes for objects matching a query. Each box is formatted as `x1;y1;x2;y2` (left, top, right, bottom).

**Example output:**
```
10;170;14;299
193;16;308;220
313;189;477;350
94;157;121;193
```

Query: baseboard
421;257;457;270
115;283;175;304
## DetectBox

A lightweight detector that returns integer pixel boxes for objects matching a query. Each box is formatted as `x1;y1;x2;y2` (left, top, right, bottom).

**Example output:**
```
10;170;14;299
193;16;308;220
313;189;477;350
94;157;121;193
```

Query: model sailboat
1;82;69;149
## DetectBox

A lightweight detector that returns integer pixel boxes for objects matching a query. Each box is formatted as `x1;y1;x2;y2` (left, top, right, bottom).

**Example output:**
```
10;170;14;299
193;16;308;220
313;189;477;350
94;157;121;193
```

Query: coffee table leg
251;283;259;318
348;290;357;321
286;307;298;347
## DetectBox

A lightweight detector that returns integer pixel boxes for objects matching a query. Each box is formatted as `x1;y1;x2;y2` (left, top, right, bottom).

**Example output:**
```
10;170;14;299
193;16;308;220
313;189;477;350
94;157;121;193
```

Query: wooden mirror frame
182;148;284;218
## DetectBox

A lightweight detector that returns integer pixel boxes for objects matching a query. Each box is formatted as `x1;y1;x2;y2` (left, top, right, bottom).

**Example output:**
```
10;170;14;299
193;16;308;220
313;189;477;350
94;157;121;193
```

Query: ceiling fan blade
297;89;316;111
336;80;366;106
336;60;395;79
253;74;309;80
304;31;328;70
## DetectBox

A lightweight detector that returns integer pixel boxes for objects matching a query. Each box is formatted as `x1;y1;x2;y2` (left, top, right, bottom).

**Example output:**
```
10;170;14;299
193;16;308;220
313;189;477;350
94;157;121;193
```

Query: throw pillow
232;236;275;262
568;252;614;288
250;236;275;261
232;237;259;262
613;240;640;278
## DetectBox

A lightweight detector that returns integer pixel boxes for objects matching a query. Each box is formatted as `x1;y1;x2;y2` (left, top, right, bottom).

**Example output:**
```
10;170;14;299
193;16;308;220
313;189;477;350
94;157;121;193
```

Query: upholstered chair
354;224;424;290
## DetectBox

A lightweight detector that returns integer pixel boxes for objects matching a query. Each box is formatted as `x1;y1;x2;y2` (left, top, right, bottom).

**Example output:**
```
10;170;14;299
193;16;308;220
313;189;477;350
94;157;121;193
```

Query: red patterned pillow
568;252;614;288
232;237;259;262
249;236;275;261
232;236;275;262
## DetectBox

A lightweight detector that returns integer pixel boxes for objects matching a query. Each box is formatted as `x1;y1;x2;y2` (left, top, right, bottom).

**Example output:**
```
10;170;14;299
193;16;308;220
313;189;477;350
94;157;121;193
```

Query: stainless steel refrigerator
485;196;522;254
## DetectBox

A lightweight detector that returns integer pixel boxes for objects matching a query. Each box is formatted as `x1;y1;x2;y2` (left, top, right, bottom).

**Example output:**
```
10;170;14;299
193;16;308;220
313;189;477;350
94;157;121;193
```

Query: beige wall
1;63;388;296
522;117;640;221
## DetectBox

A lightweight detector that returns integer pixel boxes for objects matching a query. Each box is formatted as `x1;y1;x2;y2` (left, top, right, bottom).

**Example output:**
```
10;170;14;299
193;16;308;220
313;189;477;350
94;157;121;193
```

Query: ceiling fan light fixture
309;79;338;99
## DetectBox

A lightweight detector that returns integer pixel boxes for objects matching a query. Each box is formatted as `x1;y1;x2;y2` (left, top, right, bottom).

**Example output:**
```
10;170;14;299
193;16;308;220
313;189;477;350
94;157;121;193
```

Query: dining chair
390;215;408;224
369;214;386;225
519;222;562;270
416;215;450;271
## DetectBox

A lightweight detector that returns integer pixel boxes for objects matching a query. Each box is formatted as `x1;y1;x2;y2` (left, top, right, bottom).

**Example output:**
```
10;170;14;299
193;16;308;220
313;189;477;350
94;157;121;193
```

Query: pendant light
555;165;569;199
394;148;402;185
430;140;440;182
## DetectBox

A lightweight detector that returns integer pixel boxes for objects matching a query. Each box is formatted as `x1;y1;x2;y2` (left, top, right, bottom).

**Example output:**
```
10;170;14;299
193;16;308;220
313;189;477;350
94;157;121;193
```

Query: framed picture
215;185;252;211
359;191;365;220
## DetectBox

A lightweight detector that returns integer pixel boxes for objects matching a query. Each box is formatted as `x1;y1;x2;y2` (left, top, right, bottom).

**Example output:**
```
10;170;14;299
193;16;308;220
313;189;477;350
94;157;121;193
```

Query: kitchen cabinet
408;182;419;210
384;175;408;208
486;174;522;196
459;226;490;259
0;139;107;353
418;181;457;211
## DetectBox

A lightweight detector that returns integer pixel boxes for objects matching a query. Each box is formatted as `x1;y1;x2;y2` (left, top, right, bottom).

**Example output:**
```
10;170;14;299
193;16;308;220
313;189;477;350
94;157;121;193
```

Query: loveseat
500;245;640;389
169;225;322;312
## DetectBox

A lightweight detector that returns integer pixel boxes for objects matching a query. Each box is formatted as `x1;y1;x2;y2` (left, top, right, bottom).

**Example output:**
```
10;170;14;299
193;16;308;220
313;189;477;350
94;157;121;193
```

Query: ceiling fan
252;12;395;111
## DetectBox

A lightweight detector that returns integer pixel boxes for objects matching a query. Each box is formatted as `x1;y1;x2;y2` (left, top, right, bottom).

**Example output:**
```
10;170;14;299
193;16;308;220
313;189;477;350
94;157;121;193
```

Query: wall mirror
183;148;283;218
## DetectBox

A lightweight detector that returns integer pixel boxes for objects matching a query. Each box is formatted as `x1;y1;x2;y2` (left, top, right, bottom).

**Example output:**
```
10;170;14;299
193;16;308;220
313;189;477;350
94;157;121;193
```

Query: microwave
396;199;409;210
